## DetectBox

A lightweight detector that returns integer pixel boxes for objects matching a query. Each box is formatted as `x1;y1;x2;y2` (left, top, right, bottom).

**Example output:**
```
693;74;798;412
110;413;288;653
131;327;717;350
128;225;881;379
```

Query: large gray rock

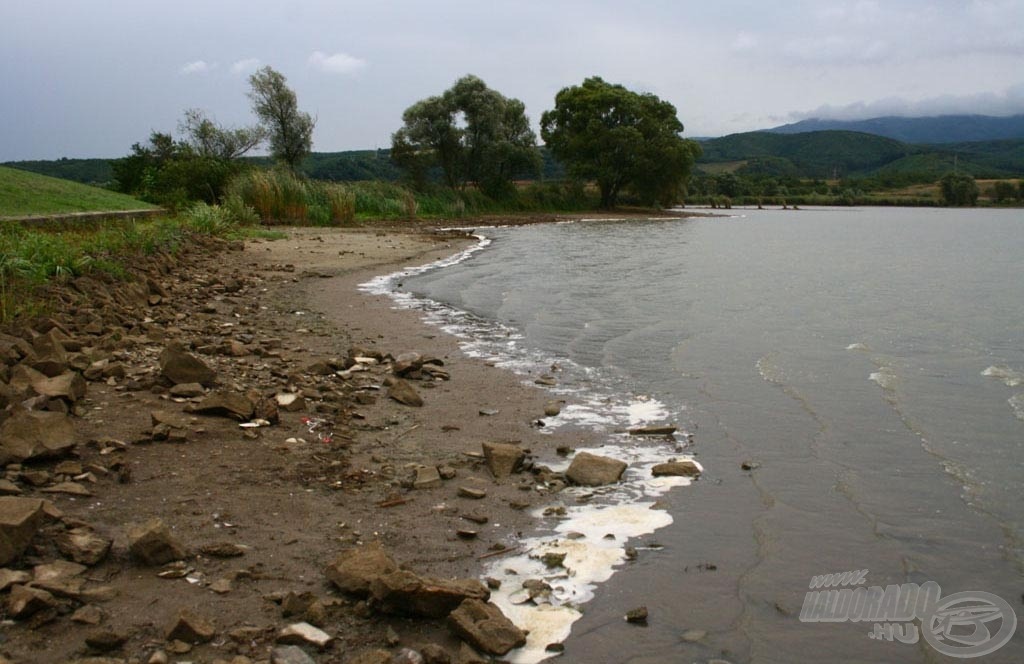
31;371;87;403
482;442;525;479
31;329;69;377
565;452;627;486
0;410;76;462
0;497;46;565
388;379;423;407
159;345;216;386
448;599;527;656
127;518;187;565
651;460;702;477
370;569;490;618
324;542;398;596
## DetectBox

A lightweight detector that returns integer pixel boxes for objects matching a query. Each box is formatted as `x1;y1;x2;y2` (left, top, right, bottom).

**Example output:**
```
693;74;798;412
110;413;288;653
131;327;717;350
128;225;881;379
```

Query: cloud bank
308;51;366;75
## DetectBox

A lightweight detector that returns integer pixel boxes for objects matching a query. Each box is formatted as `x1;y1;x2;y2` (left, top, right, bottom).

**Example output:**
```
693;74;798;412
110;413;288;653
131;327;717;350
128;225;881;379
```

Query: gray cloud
793;84;1024;120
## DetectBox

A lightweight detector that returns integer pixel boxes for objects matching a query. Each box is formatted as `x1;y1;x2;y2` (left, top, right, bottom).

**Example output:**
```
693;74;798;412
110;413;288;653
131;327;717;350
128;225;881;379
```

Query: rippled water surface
399;208;1024;663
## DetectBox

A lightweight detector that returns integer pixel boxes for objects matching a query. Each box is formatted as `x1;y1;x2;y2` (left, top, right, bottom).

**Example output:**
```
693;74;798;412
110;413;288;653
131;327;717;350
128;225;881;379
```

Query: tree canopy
248;66;315;171
391;75;540;197
179;109;265;161
939;172;980;206
540;77;701;208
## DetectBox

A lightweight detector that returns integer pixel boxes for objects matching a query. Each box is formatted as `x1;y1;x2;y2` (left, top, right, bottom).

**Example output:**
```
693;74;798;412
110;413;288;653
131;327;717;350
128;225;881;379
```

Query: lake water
395;207;1024;663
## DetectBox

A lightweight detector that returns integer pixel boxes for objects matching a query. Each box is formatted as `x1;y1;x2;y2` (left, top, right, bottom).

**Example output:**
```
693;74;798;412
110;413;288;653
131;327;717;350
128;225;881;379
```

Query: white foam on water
982;365;1023;387
1009;394;1024;422
869;366;898;391
359;230;699;662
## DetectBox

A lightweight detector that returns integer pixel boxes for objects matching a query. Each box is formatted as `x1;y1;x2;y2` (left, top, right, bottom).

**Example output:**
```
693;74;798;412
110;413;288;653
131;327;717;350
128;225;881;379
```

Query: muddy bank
0;224;641;664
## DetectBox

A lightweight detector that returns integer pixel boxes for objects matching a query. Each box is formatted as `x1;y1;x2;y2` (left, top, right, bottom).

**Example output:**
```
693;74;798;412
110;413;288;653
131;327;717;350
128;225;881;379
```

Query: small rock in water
681;628;708;642
741;460;761;471
626;606;649;624
541;552;567;568
478;408;499;416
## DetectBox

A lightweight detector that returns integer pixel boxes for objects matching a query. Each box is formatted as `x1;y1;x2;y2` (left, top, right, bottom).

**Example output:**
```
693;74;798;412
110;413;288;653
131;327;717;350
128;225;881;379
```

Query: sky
2;0;1023;161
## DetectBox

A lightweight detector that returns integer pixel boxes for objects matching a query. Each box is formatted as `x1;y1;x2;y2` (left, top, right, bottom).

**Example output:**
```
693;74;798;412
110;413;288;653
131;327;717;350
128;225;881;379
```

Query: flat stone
414;465;443;490
32;371;88;402
457;486;486;499
169;383;205;398
71;604;106;625
277;622;333;649
565;452;627;486
41;481;93;496
628;425;677;436
271;645;317;664
651;460;702;477
388;379;423;407
185;392;255;420
275;392;306;412
199;542;246;558
447;599;527;656
160;344;216;386
0;496;46;565
7;583;55;618
85;630;129;652
324;542;398;596
150;410;191;429
127;518;187;565
681;628;707;642
0;479;22;495
57;527;112;565
0;568;31;591
370;569;489;618
166;608;215;643
393;351;424;376
482;442;525;479
0;410;76;463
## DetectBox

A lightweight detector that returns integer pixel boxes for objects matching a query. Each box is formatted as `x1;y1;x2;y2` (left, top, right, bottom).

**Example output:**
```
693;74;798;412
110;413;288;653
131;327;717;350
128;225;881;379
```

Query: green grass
0;165;156;217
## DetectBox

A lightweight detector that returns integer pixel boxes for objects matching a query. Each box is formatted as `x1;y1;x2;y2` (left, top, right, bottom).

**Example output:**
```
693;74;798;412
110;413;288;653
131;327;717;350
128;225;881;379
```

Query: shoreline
0;216;698;663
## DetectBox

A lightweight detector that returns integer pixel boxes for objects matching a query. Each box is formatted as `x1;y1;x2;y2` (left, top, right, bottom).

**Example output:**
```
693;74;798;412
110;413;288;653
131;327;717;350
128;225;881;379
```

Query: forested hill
767;114;1024;144
696;130;1024;180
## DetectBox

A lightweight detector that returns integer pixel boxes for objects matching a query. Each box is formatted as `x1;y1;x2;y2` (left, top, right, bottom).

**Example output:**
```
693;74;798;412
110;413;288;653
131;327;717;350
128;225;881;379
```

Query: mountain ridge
766;114;1024;144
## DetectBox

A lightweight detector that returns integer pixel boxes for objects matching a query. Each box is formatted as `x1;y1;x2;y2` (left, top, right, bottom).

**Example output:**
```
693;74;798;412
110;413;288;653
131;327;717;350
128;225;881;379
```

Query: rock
447;599;527;656
127;518;187;565
543;402;563;417
56;527;112;565
0;568;31;590
541;552;566;568
420;643;452;664
625;606;648;623
388;379;423;407
393;351;424;376
651;460;702;477
457;486;486;499
394;648;425;664
0;410;76;463
628;425;677;436
370;569;490;618
200;542;246;558
209;578;232;594
71;604;106;625
345;650;391;664
42;481;93;496
534;375;557;386
324;542;398;596
0;479;22;495
7;583;55;618
32;329;69;376
681;628;707;642
32;371;88;402
275;393;306;412
147;650;169;664
0;497;46;565
741;460;761;471
482;442;525;479
32;559;87;597
456;642;488;664
166;608;216;643
169;383;205;398
149;409;191;430
414;466;443;490
85;630;129;652
277;622;332;649
185;392;255;420
565;452;627;486
159;345;216;386
271;645;316;664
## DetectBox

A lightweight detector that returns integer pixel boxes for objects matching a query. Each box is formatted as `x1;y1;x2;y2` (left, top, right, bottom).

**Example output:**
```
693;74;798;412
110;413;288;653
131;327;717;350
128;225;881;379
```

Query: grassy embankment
0;165;158;217
0;167;285;323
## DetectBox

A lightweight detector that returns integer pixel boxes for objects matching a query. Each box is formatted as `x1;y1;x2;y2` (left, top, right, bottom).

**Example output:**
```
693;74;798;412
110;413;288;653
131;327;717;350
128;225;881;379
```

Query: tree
541;77;701;208
939;172;979;206
391;75;541;197
179;109;265;160
248;66;315;170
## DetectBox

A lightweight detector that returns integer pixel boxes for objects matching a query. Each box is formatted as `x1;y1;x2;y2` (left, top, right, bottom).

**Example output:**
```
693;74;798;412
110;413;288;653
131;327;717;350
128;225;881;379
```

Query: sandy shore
0;223;612;663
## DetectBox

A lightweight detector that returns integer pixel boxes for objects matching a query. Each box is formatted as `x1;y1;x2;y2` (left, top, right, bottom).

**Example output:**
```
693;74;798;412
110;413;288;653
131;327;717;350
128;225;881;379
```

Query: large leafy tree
391;75;540;197
541;77;701;208
248;66;315;171
939;172;979;206
179;108;265;160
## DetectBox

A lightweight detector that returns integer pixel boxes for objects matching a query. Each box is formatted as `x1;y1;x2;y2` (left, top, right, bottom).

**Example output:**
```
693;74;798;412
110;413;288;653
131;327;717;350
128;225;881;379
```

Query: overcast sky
2;0;1023;160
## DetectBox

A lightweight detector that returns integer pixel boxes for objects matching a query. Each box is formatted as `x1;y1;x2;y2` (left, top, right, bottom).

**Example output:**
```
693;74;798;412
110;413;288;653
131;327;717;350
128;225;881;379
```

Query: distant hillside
697;130;1024;180
0;165;155;217
767;114;1024;144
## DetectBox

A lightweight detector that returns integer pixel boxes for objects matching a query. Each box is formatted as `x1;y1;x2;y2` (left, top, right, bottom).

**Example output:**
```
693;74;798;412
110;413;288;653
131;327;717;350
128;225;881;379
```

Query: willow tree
248;66;315;171
391;75;540;197
541;77;701;208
